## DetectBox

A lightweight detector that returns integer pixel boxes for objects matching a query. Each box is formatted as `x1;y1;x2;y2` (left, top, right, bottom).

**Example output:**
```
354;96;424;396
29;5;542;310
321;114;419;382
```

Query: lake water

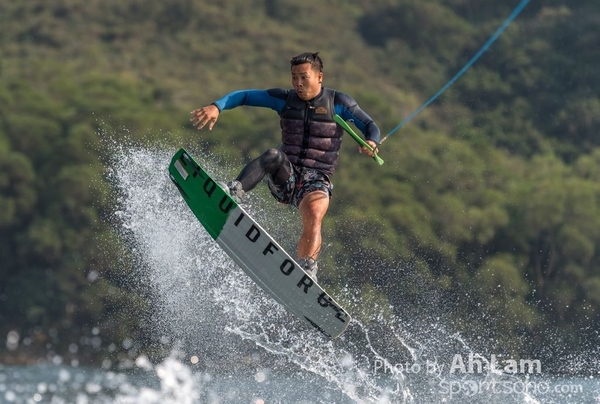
0;360;598;403
4;144;597;404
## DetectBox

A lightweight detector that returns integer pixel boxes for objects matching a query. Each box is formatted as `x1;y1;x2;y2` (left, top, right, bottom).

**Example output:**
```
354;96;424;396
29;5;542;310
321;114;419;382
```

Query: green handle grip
334;114;384;165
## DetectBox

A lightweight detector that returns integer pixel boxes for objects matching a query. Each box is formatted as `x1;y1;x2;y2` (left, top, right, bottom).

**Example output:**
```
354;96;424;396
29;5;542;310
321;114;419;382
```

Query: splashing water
102;143;598;404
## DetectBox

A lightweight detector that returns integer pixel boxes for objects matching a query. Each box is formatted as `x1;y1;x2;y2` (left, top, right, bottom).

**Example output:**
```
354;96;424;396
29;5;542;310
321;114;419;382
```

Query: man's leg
235;148;291;192
297;190;330;261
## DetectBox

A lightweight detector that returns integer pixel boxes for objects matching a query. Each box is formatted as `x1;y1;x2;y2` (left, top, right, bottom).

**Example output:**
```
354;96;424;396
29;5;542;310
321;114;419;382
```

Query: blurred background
0;0;599;402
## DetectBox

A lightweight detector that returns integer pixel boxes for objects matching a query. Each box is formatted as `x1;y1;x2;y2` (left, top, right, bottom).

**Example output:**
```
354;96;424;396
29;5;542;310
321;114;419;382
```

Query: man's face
291;63;323;101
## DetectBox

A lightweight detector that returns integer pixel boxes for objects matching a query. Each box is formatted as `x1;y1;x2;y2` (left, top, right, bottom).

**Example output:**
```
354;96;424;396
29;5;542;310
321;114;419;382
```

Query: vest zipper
299;102;314;164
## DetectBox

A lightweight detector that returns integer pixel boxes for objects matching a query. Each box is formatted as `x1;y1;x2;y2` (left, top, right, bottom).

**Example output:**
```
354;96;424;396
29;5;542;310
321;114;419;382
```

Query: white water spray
103;142;594;404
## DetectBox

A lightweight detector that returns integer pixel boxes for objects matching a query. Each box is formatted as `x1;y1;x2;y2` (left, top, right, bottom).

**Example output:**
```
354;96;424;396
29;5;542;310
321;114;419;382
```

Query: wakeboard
168;148;351;338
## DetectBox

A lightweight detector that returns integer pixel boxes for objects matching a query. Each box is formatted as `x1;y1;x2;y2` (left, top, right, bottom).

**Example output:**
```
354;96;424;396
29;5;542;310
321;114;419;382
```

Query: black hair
290;52;323;72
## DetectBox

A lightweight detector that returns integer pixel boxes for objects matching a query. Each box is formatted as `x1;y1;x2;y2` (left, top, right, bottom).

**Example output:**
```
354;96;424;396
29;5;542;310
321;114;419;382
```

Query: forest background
1;0;599;372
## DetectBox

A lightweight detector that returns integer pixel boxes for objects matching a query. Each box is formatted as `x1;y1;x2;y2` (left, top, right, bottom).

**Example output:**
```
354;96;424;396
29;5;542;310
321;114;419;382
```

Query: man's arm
191;89;287;131
334;92;381;144
212;89;287;113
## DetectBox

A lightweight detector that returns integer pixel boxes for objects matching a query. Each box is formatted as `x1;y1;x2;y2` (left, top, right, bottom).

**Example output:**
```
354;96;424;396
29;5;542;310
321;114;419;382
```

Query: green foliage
463;254;541;352
0;151;36;227
497;154;600;331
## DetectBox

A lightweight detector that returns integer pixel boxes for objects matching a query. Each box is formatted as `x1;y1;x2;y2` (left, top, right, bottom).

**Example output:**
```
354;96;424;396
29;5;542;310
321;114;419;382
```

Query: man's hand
190;105;220;130
358;140;379;157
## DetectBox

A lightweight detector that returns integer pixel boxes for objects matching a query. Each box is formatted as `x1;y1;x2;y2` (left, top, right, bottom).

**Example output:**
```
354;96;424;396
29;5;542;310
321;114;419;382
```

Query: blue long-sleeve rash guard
212;88;381;143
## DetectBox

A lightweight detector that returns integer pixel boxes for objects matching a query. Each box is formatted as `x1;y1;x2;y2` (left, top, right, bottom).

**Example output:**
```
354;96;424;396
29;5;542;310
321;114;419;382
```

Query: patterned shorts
267;163;333;208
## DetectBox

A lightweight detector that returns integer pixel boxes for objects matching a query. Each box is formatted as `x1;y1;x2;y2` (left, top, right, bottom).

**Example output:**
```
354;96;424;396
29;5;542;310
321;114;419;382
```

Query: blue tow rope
380;0;531;144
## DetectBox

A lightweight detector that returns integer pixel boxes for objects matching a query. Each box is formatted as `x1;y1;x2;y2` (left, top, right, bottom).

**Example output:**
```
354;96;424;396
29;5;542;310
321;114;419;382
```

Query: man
190;52;380;281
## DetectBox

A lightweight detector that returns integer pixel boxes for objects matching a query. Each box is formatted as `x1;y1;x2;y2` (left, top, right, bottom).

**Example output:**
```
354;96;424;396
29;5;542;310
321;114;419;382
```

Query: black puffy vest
280;88;344;176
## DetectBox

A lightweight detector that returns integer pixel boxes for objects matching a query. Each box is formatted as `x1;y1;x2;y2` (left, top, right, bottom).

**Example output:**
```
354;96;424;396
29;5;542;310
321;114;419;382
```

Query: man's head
291;52;323;73
290;52;323;101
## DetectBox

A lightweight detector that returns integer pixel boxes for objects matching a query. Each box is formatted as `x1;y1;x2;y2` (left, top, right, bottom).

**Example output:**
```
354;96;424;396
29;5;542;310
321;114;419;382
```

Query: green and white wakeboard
168;148;351;338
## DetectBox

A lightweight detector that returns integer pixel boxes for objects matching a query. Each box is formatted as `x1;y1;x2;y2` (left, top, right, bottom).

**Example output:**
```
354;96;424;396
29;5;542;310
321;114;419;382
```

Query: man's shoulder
331;90;357;107
267;88;294;100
